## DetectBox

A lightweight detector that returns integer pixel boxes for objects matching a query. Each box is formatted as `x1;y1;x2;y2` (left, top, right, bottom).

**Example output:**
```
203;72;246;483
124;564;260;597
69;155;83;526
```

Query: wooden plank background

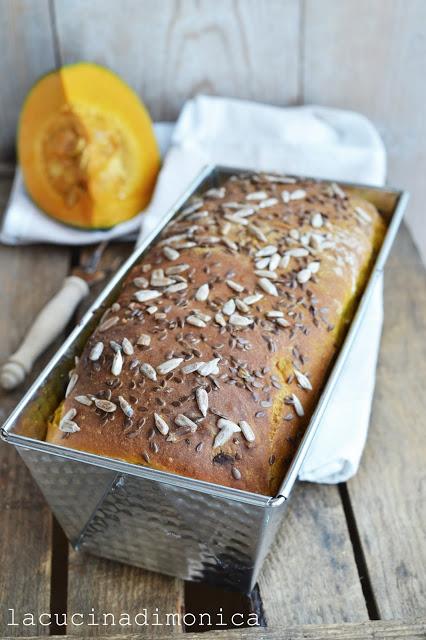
1;619;425;640
0;0;424;262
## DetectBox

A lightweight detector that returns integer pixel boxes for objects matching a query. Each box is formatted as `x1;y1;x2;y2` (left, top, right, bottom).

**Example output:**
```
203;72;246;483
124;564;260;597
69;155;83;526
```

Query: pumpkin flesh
18;63;160;229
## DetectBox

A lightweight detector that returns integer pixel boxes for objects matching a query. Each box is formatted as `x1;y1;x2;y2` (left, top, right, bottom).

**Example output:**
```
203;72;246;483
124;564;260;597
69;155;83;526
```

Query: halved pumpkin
18;63;160;229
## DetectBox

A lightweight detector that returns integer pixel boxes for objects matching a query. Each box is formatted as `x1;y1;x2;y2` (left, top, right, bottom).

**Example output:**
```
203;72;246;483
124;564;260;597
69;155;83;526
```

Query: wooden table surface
0;169;425;639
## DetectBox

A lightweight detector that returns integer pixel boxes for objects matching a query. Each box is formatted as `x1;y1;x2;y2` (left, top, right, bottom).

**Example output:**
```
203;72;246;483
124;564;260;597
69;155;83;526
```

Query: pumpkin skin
18;63;160;229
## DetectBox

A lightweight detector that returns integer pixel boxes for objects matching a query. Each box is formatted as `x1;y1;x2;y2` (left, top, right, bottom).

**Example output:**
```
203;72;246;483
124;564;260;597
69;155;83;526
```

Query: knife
0;241;108;390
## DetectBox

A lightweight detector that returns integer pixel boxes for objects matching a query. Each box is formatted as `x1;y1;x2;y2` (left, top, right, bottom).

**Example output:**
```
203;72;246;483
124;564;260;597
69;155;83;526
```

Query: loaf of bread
46;172;386;495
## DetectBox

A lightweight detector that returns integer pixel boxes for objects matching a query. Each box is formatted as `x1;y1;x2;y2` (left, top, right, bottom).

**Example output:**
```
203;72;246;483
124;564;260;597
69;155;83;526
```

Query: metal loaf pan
1;166;408;592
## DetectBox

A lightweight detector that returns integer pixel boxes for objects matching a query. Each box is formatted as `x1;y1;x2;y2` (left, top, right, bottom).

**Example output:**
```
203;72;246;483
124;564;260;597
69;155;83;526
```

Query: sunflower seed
287;393;304;416
285;247;309;258
311;212;324;228
182;362;202;374
268;253;281;271
229;313;254;327
122;338;134;355
246;191;267;201
166;427;192;442
193;309;211;322
157;357;183;375
266;310;284;318
232;467;242;480
355;206;372;224
290;189;306;200
282;190;290;203
134;289;162;302
206;187;225;198
331;182;346;199
255;257;270;270
174;241;197;250
166;263;189;275
140;362;157;381
133;276;149;288
137;334;151;347
61;408;76;422
163;246;180;261
181;200;203;216
109;340;121;353
151;273;175;287
75;395;93;406
223;299;236;316
59;418;80;433
99;316;119;332
165;282;188;293
65;373;78;397
94;399;117;413
244;293;264;305
308;261;320;274
226;279;244;293
187;315;207;328
214;418;241;448
154;413;169;435
276;317;290;327
89;342;104;361
163;230;193;243
294;368;313;390
224;213;249;227
297;269;312;284
198;358;220;376
254;270;278;280
256;245;277;258
259;197;278;208
196;387;208;417
223;201;242;209
118;395;134;417
258;278;278;296
235;299;249;313
280;254;290;268
175;414;198;431
200;235;221;244
195;283;209;301
222;237;239;251
248;224;267;242
218;418;240;432
215;312;226;327
233;207;255;218
264;174;296;184
239;420;255;442
111;350;123;376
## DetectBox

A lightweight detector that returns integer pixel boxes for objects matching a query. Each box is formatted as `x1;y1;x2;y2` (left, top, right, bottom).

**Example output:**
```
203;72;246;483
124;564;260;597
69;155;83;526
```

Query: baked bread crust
46;173;386;495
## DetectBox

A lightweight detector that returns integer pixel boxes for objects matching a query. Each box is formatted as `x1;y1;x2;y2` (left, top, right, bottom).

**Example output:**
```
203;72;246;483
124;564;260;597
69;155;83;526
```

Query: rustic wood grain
67;550;184;636
344;226;426;619
3;618;426;639
52;0;300;120
303;0;426;263
0;0;56;160
66;242;185;635
258;482;368;625
0;175;71;636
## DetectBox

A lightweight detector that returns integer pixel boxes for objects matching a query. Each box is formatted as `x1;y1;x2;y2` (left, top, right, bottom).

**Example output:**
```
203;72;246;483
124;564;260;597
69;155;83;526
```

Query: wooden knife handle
0;275;89;390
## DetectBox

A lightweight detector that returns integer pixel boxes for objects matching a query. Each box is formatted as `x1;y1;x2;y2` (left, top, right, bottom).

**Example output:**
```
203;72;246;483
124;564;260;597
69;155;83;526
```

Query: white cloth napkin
1;95;386;483
137;96;386;484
